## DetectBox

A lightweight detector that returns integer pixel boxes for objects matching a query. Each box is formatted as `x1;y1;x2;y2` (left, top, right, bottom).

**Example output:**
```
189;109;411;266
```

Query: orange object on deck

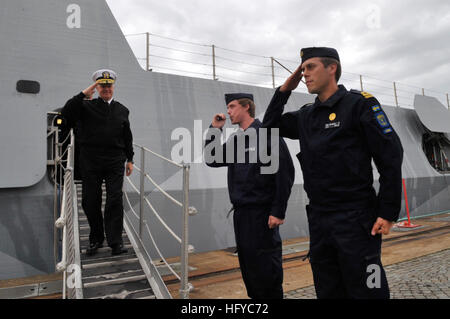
396;178;421;228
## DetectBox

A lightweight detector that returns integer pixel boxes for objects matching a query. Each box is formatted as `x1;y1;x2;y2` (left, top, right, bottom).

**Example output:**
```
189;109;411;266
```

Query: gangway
50;114;194;299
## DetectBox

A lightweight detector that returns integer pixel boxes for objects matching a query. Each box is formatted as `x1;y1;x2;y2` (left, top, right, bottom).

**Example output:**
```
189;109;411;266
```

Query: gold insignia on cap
329;113;337;121
102;71;110;79
300;50;304;58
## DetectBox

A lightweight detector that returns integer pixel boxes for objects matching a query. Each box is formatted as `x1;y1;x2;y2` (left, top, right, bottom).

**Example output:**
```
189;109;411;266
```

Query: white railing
123;143;197;299
52;128;83;299
125;32;450;110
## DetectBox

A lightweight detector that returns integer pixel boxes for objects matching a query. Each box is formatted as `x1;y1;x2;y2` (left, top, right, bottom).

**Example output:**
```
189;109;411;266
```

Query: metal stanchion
180;164;190;299
139;146;145;238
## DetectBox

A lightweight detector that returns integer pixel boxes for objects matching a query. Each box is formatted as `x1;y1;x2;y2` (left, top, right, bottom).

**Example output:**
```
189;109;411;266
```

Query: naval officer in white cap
61;69;134;256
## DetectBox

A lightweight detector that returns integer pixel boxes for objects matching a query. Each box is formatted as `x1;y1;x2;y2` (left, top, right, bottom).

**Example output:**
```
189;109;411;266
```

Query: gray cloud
106;0;450;106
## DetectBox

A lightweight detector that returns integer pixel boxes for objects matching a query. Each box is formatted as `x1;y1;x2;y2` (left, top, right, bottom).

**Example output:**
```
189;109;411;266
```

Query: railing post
447;93;449;110
146;32;150;71
422;88;425;96
360;74;364;91
53;126;60;267
180;164;190;299
271;57;275;89
139;146;145;238
212;45;217;81
393;82;399;107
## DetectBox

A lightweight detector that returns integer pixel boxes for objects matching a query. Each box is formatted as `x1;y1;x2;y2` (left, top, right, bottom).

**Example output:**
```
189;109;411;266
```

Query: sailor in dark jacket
204;93;295;299
263;47;404;299
61;69;134;256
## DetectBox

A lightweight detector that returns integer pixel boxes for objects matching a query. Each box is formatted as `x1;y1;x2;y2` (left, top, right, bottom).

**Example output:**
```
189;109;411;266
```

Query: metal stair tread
88;288;155;300
82;277;151;299
81;260;143;277
83;274;147;289
81;251;136;265
79;228;128;235
82;269;146;285
79;228;126;236
74;181;167;299
82;257;140;270
80;237;131;248
80;244;132;255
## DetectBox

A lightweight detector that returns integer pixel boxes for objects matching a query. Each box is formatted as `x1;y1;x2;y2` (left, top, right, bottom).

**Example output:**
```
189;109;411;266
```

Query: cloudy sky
106;0;450;107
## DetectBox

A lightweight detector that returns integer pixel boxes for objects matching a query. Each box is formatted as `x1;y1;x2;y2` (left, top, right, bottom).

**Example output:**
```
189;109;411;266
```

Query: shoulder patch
350;89;374;99
372;108;393;134
361;91;374;99
371;104;381;112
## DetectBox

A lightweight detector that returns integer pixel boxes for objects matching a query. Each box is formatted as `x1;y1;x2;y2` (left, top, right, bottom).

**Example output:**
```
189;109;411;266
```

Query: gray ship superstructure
0;0;449;283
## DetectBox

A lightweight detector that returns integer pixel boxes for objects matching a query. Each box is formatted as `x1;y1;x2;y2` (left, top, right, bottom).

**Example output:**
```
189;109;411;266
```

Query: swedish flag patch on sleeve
372;107;393;134
371;105;381;112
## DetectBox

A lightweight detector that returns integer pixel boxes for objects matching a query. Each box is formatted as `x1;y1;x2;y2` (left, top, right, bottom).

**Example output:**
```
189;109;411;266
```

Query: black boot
111;244;128;256
86;242;103;256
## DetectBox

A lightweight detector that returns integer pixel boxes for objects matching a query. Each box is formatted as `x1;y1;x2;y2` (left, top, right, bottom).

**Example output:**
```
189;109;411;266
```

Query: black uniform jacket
204;119;295;219
263;86;404;222
61;92;134;162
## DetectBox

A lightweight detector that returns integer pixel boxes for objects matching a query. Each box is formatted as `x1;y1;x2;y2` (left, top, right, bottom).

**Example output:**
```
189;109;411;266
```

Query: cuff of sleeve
271;204;286;220
78;91;86;99
377;209;400;222
275;86;292;101
209;124;223;131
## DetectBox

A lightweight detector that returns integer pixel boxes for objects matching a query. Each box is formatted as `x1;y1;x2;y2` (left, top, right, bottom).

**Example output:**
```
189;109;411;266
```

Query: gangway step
79;236;131;248
83;273;147;288
79;227;126;237
82;257;140;270
88;287;156;299
81;248;135;263
82;259;143;278
76;184;156;300
84;279;155;299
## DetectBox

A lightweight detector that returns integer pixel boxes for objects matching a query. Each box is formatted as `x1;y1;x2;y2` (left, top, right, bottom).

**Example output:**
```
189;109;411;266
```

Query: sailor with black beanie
263;47;404;299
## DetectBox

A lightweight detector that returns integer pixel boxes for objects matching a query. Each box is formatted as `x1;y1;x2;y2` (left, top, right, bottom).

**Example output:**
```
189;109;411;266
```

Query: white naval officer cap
92;69;117;84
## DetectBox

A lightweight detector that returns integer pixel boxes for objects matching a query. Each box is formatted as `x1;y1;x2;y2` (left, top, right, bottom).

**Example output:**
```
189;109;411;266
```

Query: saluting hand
268;215;284;229
212;113;226;129
280;65;303;92
82;82;98;100
371;217;394;236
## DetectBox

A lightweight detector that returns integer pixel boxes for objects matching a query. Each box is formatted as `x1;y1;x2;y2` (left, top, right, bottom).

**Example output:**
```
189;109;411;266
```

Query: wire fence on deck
125;32;450;110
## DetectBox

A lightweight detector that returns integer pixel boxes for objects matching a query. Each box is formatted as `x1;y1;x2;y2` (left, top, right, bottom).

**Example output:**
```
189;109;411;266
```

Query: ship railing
52;129;83;299
47;111;65;266
125;32;450;110
123;143;196;299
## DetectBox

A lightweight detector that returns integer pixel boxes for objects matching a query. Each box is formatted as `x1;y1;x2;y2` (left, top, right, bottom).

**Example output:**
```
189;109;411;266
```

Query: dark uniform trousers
306;205;390;299
233;205;284;299
80;150;126;247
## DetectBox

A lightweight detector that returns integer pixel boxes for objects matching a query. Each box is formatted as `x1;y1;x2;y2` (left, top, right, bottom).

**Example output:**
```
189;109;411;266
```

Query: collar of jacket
313;85;347;109
239;118;262;132
97;97;114;105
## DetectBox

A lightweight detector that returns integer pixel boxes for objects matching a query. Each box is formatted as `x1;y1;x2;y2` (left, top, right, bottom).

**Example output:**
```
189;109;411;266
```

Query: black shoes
85;242;127;256
86;242;104;256
111;244;128;256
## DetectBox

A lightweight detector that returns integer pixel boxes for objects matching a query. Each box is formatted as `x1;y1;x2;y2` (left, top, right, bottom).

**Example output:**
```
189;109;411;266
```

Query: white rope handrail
123;191;140;220
133;165;182;207
134;143;183;168
125;176;182;243
124;211;182;281
143;220;181;281
144;196;182;243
